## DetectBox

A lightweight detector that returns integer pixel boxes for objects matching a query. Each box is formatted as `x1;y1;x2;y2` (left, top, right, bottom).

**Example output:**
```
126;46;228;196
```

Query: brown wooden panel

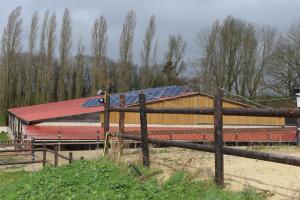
100;94;284;126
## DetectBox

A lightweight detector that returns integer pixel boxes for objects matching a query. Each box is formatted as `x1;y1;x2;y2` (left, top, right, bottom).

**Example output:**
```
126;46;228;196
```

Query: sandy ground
118;146;300;200
1;146;300;199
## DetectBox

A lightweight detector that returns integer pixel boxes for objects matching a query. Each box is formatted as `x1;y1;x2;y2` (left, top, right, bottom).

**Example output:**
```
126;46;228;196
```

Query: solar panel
81;98;105;107
110;94;120;107
81;85;193;108
81;99;93;107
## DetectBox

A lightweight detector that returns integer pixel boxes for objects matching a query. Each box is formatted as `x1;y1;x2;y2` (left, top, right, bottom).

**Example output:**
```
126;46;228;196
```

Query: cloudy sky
1;0;300;64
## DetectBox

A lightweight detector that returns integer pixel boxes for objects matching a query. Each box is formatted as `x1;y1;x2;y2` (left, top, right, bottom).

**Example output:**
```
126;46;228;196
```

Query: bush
0;131;9;141
0;115;5;126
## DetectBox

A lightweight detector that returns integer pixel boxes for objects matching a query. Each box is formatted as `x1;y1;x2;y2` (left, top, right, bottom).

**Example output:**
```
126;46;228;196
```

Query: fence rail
109;107;300;118
0;142;73;167
103;89;300;187
0;139;31;148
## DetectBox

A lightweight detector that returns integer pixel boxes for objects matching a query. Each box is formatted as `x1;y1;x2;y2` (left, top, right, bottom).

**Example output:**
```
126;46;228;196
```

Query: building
101;87;284;126
6;85;295;145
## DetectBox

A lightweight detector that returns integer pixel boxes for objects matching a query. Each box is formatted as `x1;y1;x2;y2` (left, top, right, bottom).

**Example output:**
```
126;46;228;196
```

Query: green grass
0;131;9;141
0;171;29;187
0;159;264;200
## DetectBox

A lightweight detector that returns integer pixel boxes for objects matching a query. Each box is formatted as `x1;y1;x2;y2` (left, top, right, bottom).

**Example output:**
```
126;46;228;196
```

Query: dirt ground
118;146;300;200
1;146;300;200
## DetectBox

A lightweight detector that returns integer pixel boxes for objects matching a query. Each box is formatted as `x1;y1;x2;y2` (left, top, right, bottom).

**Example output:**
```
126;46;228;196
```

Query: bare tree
118;10;136;92
246;26;276;99
267;21;300;96
57;8;72;100
140;15;156;88
25;11;39;105
45;13;57;102
0;6;22;116
35;10;49;103
91;16;108;95
196;16;275;98
163;34;186;84
74;39;85;98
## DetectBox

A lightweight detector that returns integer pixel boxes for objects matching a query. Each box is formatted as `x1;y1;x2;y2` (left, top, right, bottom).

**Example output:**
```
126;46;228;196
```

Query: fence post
69;152;73;164
31;138;35;161
297;119;300;146
139;93;150;168
14;131;17;149
58;131;61;151
118;94;125;156
43;142;47;167
104;94;110;155
96;130;100;149
214;88;224;187
54;146;58;166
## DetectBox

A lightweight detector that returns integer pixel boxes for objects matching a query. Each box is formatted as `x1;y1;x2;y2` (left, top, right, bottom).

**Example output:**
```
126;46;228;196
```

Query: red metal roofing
7;90;253;123
8;96;104;123
23;125;297;142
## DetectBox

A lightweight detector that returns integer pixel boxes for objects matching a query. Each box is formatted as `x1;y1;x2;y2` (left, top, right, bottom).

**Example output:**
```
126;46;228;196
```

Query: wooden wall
100;94;285;126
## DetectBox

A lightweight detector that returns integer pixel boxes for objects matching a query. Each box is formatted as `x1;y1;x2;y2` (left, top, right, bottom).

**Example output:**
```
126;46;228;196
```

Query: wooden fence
0;139;31;148
105;89;300;187
0;142;73;167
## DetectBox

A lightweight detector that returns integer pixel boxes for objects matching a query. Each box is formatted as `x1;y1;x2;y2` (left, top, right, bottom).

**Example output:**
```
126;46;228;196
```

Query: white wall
0;126;7;132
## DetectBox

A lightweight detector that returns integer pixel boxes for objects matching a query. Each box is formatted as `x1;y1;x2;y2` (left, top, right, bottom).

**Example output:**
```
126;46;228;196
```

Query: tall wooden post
139;93;150;167
103;95;110;155
96;130;100;149
58;131;61;151
54;146;58;166
118;94;125;156
214;88;224;187
43;142;47;167
69;152;73;164
31;138;35;161
297;119;300;146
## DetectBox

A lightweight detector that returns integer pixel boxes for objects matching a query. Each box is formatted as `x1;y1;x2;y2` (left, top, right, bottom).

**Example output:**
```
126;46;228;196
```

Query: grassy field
0;171;29;187
0;159;263;200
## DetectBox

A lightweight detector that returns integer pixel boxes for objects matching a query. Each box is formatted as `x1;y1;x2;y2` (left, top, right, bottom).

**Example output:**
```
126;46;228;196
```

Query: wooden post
58;131;61;151
31;138;35;161
118;94;125;156
69;152;73;164
54;146;58;166
297;119;300;146
96;130;100;149
14;131;17;149
139;93;150;168
43;142;47;167
214;88;224;187
104;94;110;155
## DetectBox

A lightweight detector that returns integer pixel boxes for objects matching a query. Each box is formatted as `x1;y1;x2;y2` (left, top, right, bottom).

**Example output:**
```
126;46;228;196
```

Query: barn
6;85;296;145
100;86;284;126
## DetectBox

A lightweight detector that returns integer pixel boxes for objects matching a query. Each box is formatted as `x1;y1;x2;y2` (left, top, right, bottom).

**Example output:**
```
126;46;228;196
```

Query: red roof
7;90;252;123
8;96;104;123
23;125;297;142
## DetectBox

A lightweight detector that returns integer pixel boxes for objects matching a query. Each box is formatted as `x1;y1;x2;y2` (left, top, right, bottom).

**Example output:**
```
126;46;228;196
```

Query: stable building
7;85;294;144
101;87;284;126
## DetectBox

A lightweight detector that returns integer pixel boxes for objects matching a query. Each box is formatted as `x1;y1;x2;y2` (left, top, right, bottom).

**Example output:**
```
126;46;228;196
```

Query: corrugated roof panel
8;96;104;122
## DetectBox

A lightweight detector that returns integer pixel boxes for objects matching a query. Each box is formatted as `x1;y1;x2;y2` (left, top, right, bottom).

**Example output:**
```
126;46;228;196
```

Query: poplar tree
57;8;72;100
118;10;136;92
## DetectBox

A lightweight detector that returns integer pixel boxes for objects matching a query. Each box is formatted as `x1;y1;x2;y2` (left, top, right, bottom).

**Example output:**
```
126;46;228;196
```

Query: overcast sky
1;0;300;64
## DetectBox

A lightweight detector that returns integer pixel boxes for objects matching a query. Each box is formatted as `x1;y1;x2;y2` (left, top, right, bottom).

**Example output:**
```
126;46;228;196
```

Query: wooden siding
100;94;284;126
